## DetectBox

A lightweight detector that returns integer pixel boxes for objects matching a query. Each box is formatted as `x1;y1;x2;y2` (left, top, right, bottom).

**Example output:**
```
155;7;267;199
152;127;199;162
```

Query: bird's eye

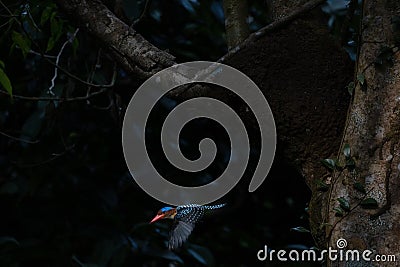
157;211;163;215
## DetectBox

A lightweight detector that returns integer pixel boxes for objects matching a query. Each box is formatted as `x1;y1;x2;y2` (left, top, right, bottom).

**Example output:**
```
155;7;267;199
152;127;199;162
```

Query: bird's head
150;207;177;223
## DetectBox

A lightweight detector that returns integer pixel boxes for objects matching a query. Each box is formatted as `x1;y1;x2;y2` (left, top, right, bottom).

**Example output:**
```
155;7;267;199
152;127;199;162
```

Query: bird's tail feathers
204;203;226;210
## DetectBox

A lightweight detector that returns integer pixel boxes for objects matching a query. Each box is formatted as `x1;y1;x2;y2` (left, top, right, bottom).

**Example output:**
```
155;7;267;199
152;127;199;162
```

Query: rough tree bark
326;0;400;266
222;0;250;50
269;0;310;20
55;0;175;80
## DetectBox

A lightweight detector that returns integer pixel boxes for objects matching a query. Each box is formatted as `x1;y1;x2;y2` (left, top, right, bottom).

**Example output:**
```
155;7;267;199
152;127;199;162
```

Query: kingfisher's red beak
150;214;164;223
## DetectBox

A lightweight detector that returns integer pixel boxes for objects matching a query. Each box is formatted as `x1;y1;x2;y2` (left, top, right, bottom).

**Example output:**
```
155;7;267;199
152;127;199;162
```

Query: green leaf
46;16;64;52
290;226;310;233
321;158;336;170
187;244;215;266
50;16;63;36
0;236;19;247
0;59;4;69
343;143;351;158
21;109;45;139
346;81;355;95
46;37;57;52
361;198;378;209
40;6;54;25
334;207;344;216
0;182;18;194
353;182;366;194
0;68;12;97
337;197;350;211
357;73;365;85
146;248;183;264
11;31;31;58
72;36;79;56
316;179;329;191
72;255;99;267
346;157;356;168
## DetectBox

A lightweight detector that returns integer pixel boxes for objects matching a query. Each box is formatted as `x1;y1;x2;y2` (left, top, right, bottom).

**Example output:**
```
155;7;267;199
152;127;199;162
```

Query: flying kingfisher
150;203;226;250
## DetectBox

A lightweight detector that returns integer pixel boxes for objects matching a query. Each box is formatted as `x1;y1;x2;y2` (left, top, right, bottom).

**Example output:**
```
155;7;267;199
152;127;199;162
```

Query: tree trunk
326;0;400;266
269;0;310;20
222;0;250;50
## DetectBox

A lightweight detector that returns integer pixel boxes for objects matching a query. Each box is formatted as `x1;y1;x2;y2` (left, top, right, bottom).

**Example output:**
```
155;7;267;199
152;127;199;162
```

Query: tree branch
0;130;39;144
48;28;80;95
55;0;175;80
55;0;325;82
0;87;108;102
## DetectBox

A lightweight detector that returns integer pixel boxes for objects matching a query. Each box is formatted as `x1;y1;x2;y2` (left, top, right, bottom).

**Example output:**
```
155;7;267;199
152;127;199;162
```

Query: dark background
0;0;357;266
